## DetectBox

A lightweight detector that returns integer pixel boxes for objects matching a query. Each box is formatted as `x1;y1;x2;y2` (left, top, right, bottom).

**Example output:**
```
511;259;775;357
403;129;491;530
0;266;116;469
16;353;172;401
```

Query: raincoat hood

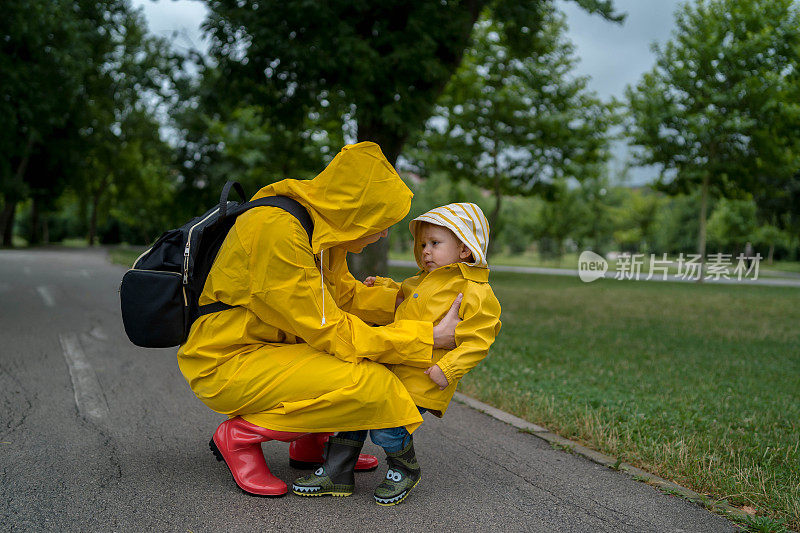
252;142;413;254
410;203;490;269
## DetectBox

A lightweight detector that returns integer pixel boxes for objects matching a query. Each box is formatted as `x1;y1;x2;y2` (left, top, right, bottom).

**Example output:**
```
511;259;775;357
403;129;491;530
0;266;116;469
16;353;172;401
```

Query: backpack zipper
184;207;221;284
132;246;153;268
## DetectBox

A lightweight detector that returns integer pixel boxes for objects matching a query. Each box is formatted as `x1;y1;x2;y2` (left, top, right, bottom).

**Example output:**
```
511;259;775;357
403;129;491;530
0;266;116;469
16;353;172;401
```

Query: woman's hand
424;364;449;390
432;293;462;350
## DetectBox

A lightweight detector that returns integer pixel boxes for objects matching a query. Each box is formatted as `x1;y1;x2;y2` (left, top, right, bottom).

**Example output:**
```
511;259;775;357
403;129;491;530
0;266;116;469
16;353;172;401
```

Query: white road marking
58;333;109;422
89;326;108;340
36;286;55;307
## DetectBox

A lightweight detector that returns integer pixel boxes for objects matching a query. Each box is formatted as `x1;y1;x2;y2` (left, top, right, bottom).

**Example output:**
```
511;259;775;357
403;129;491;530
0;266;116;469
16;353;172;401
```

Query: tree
0;0;95;245
72;4;180;245
0;0;179;246
410;13;616;249
626;0;800;275
608;187;662;253
750;224;789;264
705;197;757;252
753;171;800;245
651;193;703;255
199;0;622;275
534;180;590;260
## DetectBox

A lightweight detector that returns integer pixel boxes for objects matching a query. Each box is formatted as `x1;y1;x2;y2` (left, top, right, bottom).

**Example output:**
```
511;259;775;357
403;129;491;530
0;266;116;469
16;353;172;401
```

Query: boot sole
374;475;421;507
209;438;286;498
291;486;353;498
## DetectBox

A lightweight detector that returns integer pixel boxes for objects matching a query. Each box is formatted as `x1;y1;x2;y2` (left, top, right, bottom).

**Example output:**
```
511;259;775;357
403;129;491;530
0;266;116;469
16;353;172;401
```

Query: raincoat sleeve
332;263;399;326
247;221;434;367
373;276;401;292
435;285;502;386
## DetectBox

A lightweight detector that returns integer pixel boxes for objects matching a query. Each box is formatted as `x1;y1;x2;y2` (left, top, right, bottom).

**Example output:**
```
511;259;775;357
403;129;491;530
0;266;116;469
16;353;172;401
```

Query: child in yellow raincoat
387;203;501;416
178;142;462;500
310;202;502;506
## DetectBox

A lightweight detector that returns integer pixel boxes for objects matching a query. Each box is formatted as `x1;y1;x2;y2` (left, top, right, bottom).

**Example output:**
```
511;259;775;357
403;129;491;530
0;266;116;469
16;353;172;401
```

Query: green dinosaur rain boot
373;438;421;506
292;436;363;497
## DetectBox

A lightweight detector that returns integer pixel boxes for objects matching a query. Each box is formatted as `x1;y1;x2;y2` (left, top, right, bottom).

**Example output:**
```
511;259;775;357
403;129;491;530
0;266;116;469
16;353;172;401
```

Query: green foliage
626;0;800;259
0;0;180;246
409;13;616;240
171;97;339;220
533;180;591;258
627;0;800;195
199;0;622;274
390;172;491;253
73;4;180;245
650;193;703;255
0;0;93;189
732;514;789;533
706;198;757;252
607;188;662;253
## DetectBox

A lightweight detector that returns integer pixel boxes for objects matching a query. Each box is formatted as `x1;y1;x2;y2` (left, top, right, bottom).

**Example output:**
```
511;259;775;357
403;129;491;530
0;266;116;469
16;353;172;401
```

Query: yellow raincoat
384;203;502;417
177;142;433;434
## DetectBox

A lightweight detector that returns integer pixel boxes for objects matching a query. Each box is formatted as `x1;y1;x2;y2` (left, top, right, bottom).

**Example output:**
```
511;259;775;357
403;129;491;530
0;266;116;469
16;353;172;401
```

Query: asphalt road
0;248;738;532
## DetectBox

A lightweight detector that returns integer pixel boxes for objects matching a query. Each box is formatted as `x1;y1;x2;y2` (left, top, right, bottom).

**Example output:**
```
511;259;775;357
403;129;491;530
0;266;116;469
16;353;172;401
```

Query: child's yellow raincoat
178;142;433;433
385;203;502;416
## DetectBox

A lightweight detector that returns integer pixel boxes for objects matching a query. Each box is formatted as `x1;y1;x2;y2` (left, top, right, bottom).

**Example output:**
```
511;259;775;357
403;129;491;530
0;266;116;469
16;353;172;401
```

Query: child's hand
424;365;449;390
363;276;376;287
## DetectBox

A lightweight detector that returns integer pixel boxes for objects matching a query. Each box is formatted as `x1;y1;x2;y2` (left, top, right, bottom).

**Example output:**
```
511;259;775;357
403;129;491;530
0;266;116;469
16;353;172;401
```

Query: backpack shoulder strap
197;195;314;318
239;195;314;245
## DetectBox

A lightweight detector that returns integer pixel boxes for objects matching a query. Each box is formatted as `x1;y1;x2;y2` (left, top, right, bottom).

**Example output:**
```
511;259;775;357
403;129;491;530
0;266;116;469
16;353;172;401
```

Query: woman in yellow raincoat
177;142;461;498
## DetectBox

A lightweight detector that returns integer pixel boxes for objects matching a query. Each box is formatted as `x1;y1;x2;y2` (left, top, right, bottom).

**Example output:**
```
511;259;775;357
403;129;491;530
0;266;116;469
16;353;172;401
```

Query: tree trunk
696;173;710;283
1;200;17;247
87;176;111;247
0;198;6;243
768;243;774;265
348;122;406;278
88;194;100;247
347;238;390;281
42;218;49;244
488;157;502;258
1;133;35;247
29;196;40;246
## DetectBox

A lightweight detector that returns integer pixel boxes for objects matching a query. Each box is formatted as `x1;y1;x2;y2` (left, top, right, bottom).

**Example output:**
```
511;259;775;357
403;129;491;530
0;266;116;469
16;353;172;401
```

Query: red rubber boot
289;433;379;472
210;417;309;497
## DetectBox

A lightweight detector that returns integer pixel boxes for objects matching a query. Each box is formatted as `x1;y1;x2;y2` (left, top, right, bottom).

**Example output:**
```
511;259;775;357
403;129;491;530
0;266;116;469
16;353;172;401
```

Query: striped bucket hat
409;203;490;269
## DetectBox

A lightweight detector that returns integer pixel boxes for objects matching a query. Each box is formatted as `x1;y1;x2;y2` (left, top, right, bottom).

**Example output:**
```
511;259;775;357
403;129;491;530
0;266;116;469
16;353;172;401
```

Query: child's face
418;224;471;272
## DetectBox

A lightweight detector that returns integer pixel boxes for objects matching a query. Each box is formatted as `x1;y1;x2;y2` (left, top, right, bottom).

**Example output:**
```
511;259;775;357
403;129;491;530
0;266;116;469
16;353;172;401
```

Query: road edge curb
452;392;752;524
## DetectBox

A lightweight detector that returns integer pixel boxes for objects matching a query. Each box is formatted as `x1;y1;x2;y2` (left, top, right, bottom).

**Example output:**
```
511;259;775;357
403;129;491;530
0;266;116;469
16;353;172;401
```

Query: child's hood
251;142;412;254
410;203;490;269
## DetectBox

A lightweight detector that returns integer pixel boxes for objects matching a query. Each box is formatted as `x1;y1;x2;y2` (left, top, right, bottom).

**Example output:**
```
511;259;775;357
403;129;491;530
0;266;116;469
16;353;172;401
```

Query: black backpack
119;181;313;348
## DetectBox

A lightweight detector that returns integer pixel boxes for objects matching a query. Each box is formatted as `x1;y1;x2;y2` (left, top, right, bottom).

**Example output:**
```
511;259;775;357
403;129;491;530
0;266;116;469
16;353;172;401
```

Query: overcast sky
132;0;688;184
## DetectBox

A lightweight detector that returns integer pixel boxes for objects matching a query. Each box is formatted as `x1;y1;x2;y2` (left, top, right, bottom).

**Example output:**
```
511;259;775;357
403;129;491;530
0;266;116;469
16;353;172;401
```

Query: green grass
390;249;799;279
764;261;800;275
108;246;146;267
388;266;800;529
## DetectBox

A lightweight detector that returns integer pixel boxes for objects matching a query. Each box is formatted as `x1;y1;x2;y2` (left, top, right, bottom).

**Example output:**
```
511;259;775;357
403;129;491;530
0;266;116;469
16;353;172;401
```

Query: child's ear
459;244;472;260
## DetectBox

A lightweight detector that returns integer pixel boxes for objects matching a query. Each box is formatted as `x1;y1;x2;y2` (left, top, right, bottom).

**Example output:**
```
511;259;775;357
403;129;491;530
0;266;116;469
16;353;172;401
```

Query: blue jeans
338;408;426;453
